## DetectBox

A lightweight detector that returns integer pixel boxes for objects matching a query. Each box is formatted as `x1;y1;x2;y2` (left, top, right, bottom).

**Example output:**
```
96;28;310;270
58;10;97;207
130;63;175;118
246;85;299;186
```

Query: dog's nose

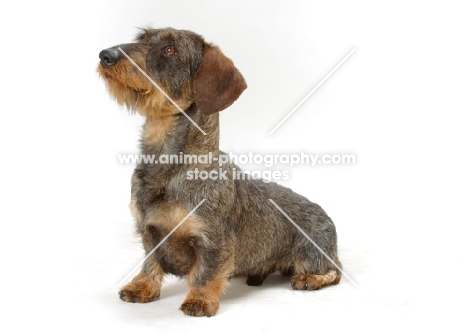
99;47;121;67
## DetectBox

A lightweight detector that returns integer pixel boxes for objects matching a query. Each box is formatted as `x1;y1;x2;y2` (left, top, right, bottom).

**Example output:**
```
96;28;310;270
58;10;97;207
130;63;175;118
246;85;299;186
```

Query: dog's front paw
119;279;160;303
180;298;219;317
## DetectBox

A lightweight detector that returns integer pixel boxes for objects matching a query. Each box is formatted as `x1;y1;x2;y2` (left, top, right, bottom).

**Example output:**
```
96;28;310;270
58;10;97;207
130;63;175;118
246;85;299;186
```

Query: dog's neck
134;105;220;196
141;104;220;158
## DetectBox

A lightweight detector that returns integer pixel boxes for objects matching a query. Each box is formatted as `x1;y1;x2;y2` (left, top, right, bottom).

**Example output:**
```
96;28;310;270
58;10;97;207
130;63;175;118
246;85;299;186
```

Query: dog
98;27;341;317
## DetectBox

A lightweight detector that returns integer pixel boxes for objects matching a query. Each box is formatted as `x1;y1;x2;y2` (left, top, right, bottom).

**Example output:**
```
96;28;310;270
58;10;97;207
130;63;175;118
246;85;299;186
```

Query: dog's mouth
98;64;154;95
97;63;116;81
136;88;152;95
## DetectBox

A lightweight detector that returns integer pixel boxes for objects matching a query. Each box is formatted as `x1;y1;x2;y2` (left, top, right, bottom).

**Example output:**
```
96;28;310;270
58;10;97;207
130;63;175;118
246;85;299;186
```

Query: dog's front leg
119;176;166;303
119;257;165;303
180;246;233;317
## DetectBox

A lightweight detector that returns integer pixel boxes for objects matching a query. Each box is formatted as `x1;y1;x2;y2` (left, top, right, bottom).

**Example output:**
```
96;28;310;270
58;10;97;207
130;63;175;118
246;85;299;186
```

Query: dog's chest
147;223;199;276
139;201;204;276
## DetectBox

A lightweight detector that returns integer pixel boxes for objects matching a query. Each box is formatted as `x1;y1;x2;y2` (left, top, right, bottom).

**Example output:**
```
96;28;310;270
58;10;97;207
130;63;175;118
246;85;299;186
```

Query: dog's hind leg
290;245;342;290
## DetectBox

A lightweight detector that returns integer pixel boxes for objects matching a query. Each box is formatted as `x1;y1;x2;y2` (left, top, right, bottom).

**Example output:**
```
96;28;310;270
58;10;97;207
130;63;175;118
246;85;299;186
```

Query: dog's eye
162;45;177;56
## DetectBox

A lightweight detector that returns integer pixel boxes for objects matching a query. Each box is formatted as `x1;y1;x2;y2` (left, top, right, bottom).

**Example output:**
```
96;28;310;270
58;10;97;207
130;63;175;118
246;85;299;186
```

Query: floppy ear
193;45;247;115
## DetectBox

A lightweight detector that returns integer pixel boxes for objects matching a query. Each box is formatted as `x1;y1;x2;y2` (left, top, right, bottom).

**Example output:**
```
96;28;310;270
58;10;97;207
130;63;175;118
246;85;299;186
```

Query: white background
1;0;467;332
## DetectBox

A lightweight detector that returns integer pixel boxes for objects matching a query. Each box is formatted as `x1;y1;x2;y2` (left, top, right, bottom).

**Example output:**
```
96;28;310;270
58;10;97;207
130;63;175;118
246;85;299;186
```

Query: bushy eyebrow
134;28;162;42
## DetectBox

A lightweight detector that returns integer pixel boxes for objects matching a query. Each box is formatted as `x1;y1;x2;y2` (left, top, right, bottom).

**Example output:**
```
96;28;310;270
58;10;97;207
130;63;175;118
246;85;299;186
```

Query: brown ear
193;45;247;115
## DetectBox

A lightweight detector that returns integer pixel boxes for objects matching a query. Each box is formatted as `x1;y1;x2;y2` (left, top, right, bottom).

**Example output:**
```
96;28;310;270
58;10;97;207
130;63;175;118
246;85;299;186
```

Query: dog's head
97;28;247;117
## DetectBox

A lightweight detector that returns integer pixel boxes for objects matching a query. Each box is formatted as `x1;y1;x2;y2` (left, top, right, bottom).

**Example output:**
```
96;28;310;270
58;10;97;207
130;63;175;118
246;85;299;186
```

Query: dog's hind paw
246;275;268;286
291;271;339;290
